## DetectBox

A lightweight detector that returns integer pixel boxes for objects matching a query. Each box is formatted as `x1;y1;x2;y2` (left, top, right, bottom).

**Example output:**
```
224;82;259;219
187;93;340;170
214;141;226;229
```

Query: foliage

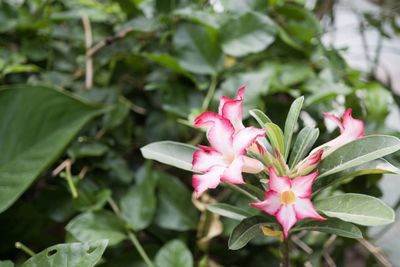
0;0;399;266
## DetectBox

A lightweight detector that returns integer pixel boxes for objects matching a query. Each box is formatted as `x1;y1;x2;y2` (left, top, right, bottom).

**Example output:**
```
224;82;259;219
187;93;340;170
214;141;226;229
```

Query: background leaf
155;240;193;267
207;203;252;221
293;218;362;239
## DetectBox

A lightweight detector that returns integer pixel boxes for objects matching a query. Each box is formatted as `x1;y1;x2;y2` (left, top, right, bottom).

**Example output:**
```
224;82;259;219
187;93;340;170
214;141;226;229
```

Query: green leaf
155;240;193;267
313;158;400;192
155;173;199;231
264;123;285;155
173;23;223;75
220;11;276;57
288;127;319;169
120;165;157;231
66;211;127;246
0;261;14;267
207;203;252;221
315;193;395;226
21;240;108;267
0;85;104;214
283;96;304;160
140;141;198;172
228;216;275;250
293;218;362;239
249;109;272;127
318;135;400;178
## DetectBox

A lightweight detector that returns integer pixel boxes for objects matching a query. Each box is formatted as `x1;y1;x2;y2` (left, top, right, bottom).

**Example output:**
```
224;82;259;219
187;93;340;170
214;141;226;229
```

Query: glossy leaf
21;240;108;267
264;123;285;155
155;240;193;267
283;96;304;160
293;218;362;239
313;158;400;192
140;141;199;172
288;127;319;169
220;11;276;57
155;173;199;231
0;85;104;214
228;216;275;250
66;211;127;246
318;135;400;178
315;193;395;226
207;203;252;221
173;23;223;75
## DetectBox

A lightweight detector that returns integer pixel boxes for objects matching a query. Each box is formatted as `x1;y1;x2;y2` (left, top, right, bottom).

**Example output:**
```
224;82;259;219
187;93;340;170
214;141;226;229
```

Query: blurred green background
0;0;400;266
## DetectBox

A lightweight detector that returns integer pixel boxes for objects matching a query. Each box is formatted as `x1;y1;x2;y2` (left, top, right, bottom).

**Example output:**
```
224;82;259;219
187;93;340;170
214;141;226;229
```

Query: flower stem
65;160;79;198
280;238;290;267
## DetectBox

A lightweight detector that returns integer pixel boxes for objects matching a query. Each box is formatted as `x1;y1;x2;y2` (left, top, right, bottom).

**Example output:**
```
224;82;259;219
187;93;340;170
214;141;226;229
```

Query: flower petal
192;166;225;197
250;191;281;215
242;156;265;174
192;148;225;172
323;112;344;132
218;96;232;115
221;156;245;184
341;108;365;139
207;117;235;154
291;171;318;198
276;205;297;239
194;111;220;129
268;167;291;193
221;100;244;130
232;127;266;155
293;198;326;221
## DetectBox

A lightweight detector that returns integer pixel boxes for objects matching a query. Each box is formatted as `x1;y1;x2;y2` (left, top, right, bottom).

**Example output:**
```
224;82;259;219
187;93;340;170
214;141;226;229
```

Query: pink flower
251;167;325;239
294;149;323;176
316;108;365;154
192;116;265;197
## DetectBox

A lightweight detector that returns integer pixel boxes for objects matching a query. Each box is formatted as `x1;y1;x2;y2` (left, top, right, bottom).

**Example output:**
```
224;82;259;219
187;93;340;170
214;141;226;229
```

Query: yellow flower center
280;191;296;205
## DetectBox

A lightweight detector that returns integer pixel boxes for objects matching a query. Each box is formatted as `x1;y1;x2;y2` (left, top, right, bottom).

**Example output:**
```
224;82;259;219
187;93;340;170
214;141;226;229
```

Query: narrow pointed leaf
293;218;362;239
140;141;199;172
283;96;304;160
313;158;400;192
318;135;400;178
207;203;252;221
228;216;276;250
0;85;105;214
21;240;108;267
315;193;395;226
249;109;272;127
289;127;319;169
264;123;285;155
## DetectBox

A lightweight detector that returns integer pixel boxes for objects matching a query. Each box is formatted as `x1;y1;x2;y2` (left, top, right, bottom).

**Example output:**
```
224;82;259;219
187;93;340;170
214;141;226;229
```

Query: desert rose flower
292;149;323;177
251;167;325;239
312;108;365;156
192;116;266;197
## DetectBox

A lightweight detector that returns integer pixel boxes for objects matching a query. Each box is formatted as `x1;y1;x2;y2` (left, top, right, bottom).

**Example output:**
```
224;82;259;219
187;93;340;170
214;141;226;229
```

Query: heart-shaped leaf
315;193;395;226
0;85;104;214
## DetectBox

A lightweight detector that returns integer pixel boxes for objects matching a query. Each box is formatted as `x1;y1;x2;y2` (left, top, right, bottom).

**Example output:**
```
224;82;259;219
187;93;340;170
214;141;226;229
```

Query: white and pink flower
251;167;325;239
192;115;265;197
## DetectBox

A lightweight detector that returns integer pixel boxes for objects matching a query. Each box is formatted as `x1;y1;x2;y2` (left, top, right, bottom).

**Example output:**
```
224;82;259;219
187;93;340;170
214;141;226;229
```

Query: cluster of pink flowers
192;87;366;239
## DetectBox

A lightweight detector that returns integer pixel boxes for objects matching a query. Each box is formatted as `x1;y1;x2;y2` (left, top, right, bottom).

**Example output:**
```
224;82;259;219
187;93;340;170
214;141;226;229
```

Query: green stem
128;232;156;267
201;75;218;111
65;162;78;198
280;239;290;267
224;183;260;201
107;199;155;267
15;242;35;257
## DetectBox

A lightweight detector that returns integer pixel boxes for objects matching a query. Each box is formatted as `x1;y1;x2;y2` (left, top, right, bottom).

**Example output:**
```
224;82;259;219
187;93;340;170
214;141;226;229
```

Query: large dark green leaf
155;240;193;267
0;85;104;213
318;136;400;178
228;216;275;250
293;218;362;239
66;211;127;246
140;141;198;172
220;11;276;57
313;158;400;192
21;240;108;267
155;173;199;231
315;193;395;226
173;23;223;75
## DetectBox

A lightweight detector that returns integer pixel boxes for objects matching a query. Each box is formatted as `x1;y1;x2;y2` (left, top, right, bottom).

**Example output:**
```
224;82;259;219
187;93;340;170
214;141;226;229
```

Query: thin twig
291;235;313;254
82;15;93;89
358;238;392;267
323;235;337;267
201;75;218;111
88;27;135;57
15;242;35;257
